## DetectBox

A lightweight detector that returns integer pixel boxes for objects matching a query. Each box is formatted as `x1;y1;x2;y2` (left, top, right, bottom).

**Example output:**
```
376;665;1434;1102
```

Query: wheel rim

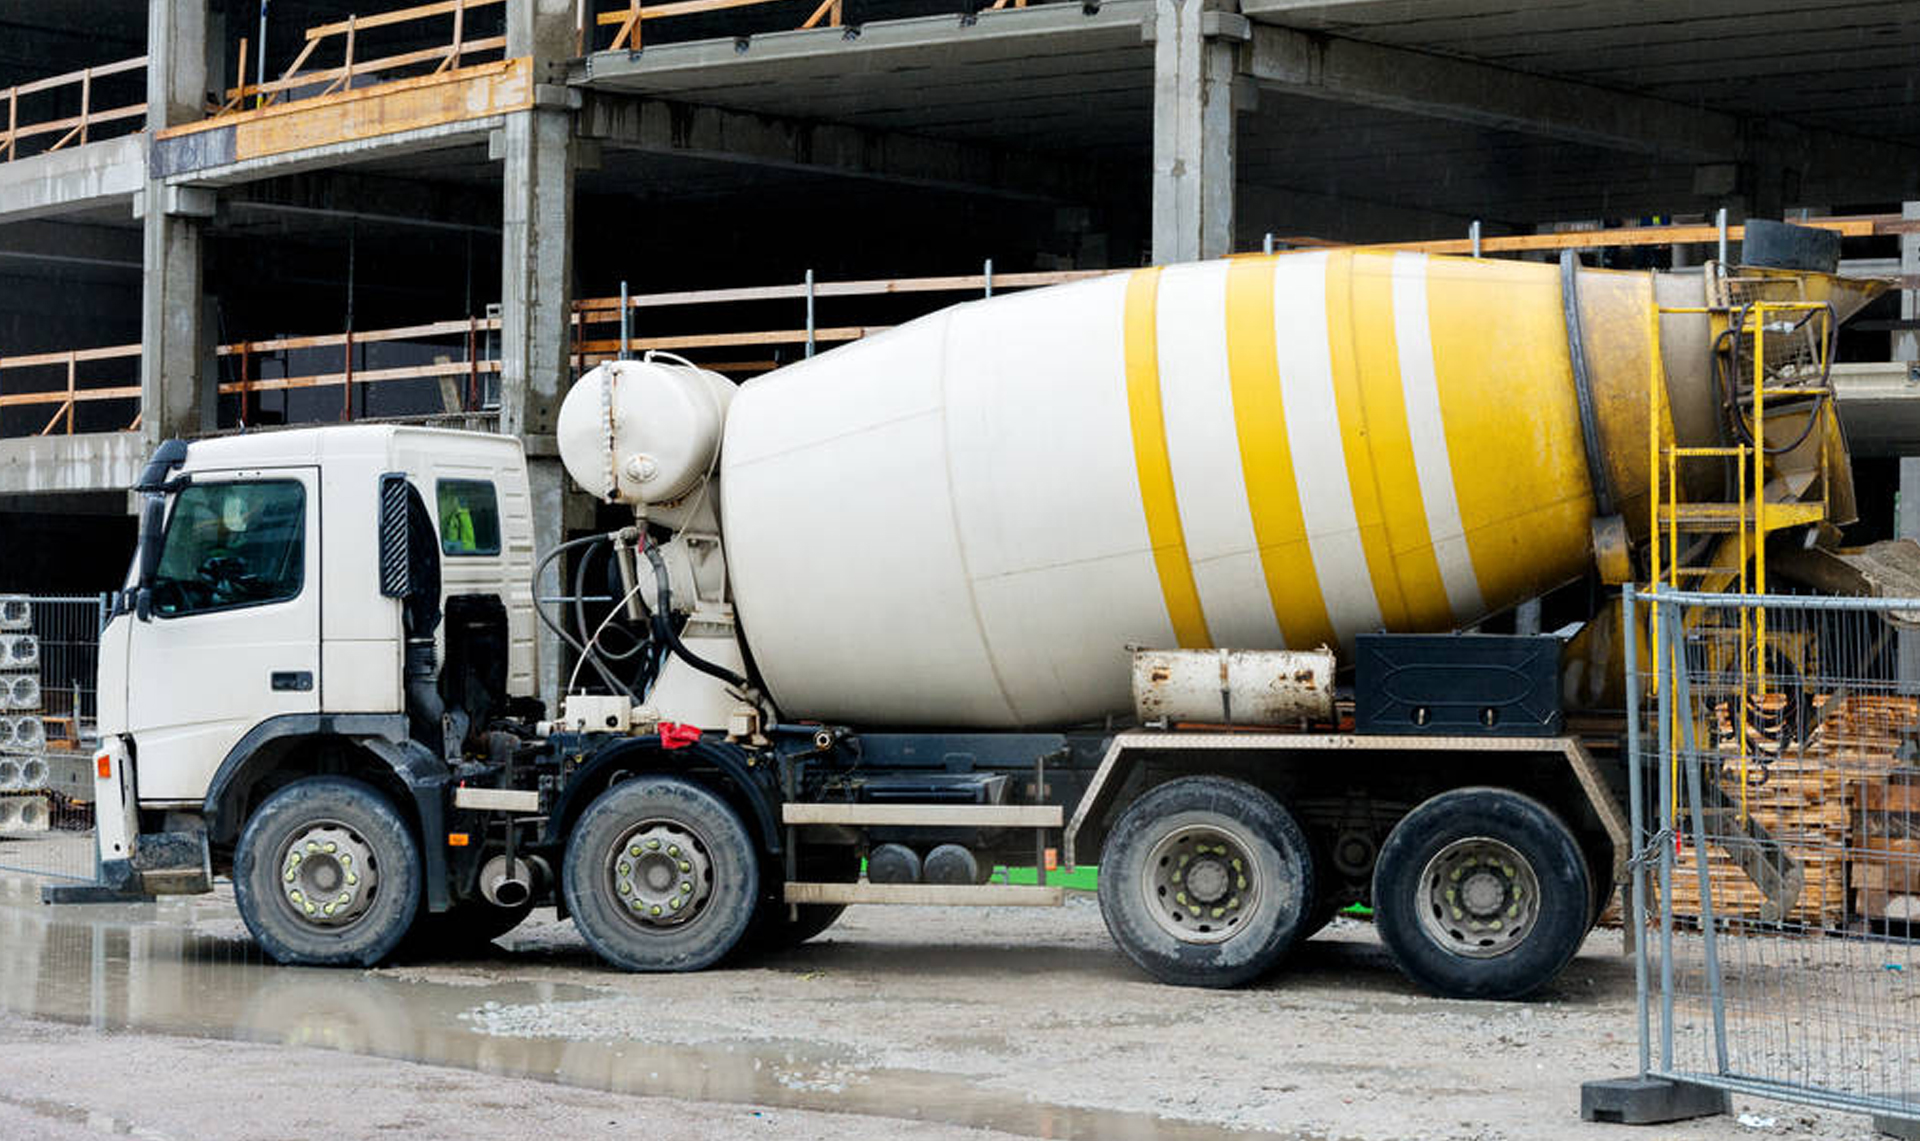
277;821;380;928
1414;836;1542;959
1139;820;1263;944
608;819;715;929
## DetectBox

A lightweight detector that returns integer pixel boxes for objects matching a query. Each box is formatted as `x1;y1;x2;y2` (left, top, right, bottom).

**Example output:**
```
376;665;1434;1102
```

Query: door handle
270;671;314;692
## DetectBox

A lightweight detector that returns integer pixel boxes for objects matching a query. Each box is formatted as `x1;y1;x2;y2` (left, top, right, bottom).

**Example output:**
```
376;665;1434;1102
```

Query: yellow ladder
1646;271;1836;822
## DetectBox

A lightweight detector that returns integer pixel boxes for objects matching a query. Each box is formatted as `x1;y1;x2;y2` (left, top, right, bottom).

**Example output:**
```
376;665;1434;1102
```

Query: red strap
659;722;702;749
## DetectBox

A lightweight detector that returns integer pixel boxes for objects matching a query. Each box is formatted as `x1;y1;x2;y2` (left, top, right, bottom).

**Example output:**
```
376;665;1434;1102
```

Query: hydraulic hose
533;533;638;701
642;543;750;689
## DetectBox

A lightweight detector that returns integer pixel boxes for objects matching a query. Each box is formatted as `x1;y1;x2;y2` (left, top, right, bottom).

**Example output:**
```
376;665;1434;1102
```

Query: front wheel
1372;787;1590;1000
1097;776;1315;988
563;776;759;972
234;776;422;967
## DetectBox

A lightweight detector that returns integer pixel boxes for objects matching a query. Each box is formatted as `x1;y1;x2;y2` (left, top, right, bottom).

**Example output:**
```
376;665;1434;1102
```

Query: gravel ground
0;876;1904;1140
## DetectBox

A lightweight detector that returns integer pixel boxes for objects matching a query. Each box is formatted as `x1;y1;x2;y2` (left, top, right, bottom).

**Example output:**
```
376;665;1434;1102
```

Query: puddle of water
0;875;1275;1140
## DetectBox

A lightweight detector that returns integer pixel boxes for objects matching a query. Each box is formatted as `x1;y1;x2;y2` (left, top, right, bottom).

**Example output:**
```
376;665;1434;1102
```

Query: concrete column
1897;201;1919;365
501;0;580;706
138;0;213;448
1151;0;1243;263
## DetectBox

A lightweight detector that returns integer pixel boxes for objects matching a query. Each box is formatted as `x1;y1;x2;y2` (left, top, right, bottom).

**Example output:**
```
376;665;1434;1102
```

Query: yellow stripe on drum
1225;257;1335;653
1340;251;1455;629
1424;257;1594;611
1393;252;1486;621
1123;267;1213;648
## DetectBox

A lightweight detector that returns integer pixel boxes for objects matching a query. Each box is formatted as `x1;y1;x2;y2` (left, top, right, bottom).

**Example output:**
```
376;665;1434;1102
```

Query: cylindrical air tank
716;249;1750;729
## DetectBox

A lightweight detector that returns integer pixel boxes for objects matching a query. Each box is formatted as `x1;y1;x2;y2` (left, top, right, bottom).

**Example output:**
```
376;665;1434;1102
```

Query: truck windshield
150;481;306;617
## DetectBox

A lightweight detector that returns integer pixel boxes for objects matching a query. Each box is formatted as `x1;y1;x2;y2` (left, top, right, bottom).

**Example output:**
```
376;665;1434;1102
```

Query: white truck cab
86;426;536;904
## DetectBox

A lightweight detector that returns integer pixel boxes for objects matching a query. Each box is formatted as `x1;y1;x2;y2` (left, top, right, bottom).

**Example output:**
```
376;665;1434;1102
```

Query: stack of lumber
1616;694;1920;930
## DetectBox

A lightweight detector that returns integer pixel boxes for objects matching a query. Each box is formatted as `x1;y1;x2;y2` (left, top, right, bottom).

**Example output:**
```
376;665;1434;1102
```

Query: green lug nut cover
679;881;692;893
678;860;691;872
1175;891;1189;906
1210;907;1224;918
306;842;319;853
629;845;642;857
649;905;662;916
646;839;660;850
667;845;680;857
618;880;632;896
284;869;296;882
324;842;337;854
669;898;682;911
304;902;317;915
1236;875;1247;890
619;861;631;876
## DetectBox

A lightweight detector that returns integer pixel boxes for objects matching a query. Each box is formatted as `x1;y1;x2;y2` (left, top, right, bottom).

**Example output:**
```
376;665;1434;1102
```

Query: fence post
1655;594;1676;1074
1624;584;1651;1080
983;257;993;299
804;269;816;359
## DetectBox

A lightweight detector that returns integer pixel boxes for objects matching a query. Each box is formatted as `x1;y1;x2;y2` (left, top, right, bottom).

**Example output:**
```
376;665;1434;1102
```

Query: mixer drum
720;250;1649;728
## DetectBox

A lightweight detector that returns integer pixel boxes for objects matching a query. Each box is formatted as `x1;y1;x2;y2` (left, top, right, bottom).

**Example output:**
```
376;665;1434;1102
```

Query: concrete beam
1833;361;1920;460
574;0;1152;87
0;135;146;227
578;94;1110;206
1245;24;1735;161
1242;24;1920;199
0;433;146;497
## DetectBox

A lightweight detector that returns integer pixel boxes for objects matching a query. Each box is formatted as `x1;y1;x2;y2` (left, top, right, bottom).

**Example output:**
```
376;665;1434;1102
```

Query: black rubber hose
574;540;648;664
642;543;749;689
533;533;638;701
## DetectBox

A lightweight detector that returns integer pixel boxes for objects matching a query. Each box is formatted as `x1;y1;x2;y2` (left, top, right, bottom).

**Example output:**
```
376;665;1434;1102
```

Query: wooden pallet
1609;695;1920;928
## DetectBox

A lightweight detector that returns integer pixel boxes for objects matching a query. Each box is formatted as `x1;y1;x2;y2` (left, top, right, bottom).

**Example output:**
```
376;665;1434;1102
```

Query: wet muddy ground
0;871;1892;1140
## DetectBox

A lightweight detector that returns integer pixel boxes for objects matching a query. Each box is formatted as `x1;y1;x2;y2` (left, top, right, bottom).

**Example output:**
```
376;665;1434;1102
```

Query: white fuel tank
719;250;1670;728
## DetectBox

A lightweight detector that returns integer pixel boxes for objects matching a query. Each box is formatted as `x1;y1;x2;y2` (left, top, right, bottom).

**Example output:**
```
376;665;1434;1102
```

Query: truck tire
1097;776;1315;988
233;776;422;967
563;776;759;972
1372;787;1590;1000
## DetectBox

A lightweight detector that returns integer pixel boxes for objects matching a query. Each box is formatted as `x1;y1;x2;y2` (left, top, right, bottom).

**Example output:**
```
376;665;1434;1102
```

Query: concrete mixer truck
47;229;1907;1000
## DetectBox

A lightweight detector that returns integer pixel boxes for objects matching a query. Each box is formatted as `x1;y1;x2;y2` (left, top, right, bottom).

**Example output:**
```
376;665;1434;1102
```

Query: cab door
126;468;321;803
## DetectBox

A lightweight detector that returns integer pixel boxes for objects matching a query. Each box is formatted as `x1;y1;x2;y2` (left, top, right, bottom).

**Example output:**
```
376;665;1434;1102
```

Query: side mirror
133;493;168;622
378;473;411;598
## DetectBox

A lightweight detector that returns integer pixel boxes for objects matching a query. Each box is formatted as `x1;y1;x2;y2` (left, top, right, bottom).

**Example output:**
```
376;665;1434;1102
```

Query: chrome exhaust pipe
479;854;535;908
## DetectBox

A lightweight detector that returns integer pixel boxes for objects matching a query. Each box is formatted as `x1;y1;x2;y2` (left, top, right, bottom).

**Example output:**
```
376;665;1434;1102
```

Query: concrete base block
1580;1076;1731;1125
1874;1111;1920;1140
0;794;49;832
40;882;154;904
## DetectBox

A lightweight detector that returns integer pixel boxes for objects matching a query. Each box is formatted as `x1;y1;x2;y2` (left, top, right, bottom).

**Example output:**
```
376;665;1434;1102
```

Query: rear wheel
1372;787;1590;1000
234;776;422;967
1097;776;1314;988
563;776;759;972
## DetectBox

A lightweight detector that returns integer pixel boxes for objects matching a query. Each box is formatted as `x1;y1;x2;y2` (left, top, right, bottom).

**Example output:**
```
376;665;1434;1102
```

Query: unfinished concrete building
1;0;1916;670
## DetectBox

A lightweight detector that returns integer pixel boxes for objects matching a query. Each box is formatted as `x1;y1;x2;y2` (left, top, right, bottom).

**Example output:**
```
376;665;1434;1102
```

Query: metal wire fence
0;594;108;883
1632;587;1920;1127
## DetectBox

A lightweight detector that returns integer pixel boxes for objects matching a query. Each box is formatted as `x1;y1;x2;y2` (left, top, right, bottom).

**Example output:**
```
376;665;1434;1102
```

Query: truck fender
543;736;782;857
201;712;456;911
